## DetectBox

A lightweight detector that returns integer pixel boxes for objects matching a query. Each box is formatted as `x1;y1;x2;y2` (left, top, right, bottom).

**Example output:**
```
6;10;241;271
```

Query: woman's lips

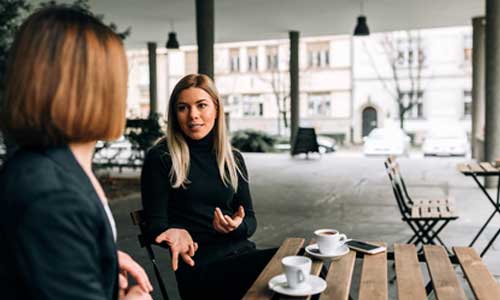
188;123;204;130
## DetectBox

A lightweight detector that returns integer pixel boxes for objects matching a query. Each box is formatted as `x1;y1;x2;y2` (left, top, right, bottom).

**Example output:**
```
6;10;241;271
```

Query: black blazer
0;146;118;300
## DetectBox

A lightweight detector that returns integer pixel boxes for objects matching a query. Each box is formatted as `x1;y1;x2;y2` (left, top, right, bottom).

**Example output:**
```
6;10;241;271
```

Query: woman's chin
186;130;208;140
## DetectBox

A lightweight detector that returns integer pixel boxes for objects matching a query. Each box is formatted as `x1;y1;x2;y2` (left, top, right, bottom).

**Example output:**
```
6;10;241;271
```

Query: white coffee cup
281;256;311;289
314;228;347;255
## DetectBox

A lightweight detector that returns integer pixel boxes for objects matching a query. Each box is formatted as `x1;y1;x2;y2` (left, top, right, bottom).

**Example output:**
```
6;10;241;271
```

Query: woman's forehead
178;87;213;103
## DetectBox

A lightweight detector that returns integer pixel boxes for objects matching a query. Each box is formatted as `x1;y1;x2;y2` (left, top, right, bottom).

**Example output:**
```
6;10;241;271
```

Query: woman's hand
212;206;245;234
118;273;153;300
118;273;152;300
117;251;153;293
155;228;198;271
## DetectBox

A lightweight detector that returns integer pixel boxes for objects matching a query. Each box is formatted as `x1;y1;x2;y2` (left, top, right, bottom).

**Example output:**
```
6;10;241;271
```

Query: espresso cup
314;228;347;255
281;256;311;289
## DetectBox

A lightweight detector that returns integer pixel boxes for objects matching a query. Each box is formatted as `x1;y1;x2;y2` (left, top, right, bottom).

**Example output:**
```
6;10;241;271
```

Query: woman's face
176;87;217;140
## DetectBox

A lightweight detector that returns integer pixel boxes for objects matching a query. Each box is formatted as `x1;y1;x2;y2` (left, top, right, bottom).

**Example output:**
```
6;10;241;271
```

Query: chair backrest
291;127;320;155
130;210;148;248
387;155;413;205
130;209;170;300
384;160;411;217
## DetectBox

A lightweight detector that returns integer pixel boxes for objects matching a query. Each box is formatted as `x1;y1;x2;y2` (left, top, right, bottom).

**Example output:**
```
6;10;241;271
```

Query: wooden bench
243;238;500;300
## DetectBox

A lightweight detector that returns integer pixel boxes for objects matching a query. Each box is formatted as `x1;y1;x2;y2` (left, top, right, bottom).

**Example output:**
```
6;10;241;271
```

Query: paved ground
111;150;500;299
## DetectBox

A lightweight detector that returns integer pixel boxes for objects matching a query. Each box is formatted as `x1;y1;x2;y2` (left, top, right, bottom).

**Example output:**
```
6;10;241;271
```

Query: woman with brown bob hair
0;6;152;300
141;74;276;300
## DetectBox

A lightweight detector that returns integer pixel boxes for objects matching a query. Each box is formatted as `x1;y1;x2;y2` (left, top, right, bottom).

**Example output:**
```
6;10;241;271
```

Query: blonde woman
0;6;151;300
141;74;276;300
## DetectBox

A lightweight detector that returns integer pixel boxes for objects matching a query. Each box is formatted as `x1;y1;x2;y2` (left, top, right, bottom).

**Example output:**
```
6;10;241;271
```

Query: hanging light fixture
166;20;180;49
353;0;370;36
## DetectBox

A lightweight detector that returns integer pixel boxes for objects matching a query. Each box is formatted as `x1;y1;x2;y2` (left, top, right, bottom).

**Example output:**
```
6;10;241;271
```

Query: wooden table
242;238;500;300
457;162;500;257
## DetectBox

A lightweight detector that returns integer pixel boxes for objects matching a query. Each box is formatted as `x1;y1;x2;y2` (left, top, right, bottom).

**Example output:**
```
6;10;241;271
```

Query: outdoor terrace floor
111;150;500;299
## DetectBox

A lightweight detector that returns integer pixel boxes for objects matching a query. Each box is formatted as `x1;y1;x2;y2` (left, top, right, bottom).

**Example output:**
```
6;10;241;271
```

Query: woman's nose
189;107;199;119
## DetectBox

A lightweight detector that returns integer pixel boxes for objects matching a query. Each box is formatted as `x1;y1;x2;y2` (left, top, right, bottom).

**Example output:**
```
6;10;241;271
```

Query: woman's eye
199;103;208;108
177;106;187;112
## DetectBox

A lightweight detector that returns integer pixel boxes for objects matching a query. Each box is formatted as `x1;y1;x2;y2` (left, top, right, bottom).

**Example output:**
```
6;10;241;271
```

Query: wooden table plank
319;250;356;300
280;241;324;300
469;163;486;174
394;244;426;300
242;237;305;300
358;242;388;300
480;162;498;173
457;163;471;174
423;245;467;300
453;247;500;300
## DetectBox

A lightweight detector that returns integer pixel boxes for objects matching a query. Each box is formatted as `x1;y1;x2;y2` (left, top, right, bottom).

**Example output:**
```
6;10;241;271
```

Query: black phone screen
346;240;380;251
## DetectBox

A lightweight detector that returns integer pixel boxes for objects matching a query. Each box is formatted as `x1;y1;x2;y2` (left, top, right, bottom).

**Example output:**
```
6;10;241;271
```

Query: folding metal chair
384;158;458;253
130;210;170;300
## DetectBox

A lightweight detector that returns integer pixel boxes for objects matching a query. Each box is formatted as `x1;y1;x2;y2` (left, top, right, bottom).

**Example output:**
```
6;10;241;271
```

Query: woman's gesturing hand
212;206;245;234
155;228;198;271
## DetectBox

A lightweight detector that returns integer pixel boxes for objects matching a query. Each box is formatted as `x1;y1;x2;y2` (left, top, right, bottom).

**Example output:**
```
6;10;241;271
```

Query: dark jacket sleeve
229;151;257;239
141;145;173;241
15;191;110;300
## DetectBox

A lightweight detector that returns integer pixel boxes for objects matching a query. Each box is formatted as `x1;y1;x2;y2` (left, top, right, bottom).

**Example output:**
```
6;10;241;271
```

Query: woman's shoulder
231;148;247;168
145;137;172;167
0;150;100;223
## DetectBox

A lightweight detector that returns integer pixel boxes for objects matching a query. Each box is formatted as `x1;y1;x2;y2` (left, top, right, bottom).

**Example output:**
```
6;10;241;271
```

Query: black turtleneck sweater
140;131;257;246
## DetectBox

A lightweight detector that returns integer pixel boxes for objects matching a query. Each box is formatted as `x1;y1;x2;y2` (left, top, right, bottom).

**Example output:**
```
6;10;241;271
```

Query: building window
229;48;240;72
403;91;424;119
266;46;278;70
242;94;263;117
464;90;472;118
396;37;425;67
247;47;258;72
137;62;150;101
464;34;472;63
307;42;330;68
307;93;331;116
185;51;198;74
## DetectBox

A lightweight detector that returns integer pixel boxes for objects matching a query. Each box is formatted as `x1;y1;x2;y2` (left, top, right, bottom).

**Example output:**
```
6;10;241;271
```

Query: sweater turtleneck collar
184;128;216;152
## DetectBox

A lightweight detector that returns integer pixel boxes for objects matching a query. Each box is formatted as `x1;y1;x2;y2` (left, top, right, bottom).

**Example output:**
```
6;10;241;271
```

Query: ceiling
32;0;484;49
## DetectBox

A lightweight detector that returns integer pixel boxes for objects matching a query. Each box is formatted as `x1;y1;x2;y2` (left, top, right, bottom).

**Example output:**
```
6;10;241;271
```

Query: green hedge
231;129;276;152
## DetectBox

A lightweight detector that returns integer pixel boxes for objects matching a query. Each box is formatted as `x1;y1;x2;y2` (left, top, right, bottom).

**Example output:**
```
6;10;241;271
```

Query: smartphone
346;240;386;254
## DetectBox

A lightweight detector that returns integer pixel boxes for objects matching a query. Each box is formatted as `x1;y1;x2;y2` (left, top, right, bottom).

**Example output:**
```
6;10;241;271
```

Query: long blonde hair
166;74;244;191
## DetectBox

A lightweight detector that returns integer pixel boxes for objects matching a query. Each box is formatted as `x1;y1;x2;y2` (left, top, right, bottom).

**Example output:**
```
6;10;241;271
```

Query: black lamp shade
354;15;370;36
166;32;179;49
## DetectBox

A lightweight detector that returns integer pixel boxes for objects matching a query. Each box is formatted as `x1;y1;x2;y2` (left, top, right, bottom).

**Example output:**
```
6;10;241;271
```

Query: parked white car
363;127;411;156
423;129;469;157
317;135;337;154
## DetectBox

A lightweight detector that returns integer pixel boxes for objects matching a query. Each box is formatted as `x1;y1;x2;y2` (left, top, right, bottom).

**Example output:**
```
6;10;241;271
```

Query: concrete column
472;17;486;161
147;42;158;118
195;0;214;79
225;112;230;132
289;31;300;145
485;0;500;162
485;0;500;187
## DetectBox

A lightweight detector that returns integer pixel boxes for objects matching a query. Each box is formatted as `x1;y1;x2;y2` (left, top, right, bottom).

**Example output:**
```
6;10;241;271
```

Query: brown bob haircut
0;6;128;147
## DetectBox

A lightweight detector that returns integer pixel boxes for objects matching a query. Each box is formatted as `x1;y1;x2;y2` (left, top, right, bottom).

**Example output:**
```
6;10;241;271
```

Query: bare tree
258;67;289;136
362;31;425;130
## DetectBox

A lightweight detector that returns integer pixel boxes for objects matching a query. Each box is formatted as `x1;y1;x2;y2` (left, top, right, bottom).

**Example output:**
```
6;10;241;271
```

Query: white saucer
305;243;350;260
268;274;327;297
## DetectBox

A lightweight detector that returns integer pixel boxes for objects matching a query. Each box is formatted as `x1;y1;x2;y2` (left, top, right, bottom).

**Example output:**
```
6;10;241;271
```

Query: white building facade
353;27;472;144
126;26;471;145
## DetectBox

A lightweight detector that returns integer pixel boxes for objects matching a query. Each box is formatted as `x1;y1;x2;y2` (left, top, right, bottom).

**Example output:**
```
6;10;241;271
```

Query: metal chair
130;210;170;300
384;158;458;252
